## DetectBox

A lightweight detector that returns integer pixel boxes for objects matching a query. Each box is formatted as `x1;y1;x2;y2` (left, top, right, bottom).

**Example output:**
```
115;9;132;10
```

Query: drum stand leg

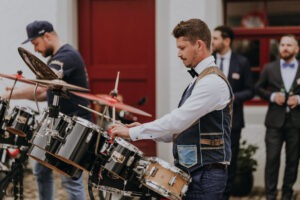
0;148;27;200
105;192;112;200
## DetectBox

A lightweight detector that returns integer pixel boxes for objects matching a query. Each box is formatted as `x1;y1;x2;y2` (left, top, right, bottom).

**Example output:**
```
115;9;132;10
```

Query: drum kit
0;47;191;200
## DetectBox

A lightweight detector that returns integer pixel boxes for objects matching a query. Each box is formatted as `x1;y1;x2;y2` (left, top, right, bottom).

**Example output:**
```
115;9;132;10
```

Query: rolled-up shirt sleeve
129;74;231;142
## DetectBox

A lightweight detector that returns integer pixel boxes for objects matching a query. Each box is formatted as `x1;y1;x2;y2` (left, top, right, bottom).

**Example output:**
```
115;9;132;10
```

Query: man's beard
280;52;295;61
43;47;54;57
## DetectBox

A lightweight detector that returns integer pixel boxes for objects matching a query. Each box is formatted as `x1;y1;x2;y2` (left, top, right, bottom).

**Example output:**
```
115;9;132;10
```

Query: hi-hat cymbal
18;47;58;80
72;91;152;117
28;79;90;92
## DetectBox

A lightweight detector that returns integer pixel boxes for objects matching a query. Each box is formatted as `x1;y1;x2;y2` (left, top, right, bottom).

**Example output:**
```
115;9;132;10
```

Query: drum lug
85;131;93;143
181;184;189;196
149;166;157;177
168;176;177;186
126;155;134;167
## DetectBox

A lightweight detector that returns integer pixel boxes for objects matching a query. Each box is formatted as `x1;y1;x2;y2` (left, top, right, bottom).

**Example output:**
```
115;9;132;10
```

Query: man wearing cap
2;20;91;200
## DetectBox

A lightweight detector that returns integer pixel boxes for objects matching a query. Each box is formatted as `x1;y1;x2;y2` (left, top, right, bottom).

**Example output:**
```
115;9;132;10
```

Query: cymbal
28;79;90;92
0;73;40;85
18;47;58;80
72;91;152;117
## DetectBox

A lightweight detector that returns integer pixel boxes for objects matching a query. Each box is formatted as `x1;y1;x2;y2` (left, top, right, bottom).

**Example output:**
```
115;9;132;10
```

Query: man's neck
52;40;64;56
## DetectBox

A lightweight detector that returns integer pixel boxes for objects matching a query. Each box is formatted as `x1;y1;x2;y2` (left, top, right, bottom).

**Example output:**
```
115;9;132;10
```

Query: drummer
1;20;91;200
110;18;233;200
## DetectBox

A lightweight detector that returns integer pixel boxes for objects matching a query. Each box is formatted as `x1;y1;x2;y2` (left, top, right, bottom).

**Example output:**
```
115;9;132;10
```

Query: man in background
212;25;254;200
256;34;300;200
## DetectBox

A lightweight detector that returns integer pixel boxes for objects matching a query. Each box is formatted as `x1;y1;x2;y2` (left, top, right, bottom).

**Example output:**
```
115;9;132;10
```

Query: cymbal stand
44;88;62;145
8;71;23;107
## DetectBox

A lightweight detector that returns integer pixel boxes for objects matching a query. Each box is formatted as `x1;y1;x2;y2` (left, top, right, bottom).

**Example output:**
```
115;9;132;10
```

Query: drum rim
114;137;144;156
13;106;35;115
72;116;99;130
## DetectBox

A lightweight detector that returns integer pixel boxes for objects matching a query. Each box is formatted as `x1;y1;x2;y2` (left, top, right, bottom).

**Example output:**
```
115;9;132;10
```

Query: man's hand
274;92;286;106
109;124;131;140
287;95;299;109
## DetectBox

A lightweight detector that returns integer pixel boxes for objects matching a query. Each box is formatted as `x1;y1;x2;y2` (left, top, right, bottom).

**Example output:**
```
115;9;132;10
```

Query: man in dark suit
256;34;300;200
212;25;254;200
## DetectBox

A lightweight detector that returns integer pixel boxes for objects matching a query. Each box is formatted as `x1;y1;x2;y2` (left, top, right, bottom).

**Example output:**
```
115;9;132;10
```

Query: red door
78;0;156;156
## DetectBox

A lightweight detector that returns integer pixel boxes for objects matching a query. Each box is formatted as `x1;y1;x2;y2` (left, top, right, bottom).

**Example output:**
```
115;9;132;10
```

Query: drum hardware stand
7;71;23;106
0;147;28;200
43;88;63;145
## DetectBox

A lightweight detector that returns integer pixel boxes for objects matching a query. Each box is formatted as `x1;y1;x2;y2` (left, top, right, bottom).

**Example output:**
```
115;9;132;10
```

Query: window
223;0;300;104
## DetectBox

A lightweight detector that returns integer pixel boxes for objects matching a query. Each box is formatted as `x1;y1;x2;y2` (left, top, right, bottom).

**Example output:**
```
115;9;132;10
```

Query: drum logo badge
111;151;125;164
17;116;27;124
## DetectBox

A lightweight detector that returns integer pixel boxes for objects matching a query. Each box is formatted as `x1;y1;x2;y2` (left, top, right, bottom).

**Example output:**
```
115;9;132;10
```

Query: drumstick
77;104;122;125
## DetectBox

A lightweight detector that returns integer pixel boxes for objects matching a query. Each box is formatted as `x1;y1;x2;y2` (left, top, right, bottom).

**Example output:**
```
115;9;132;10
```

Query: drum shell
0;98;8;132
140;157;191;200
27;145;82;179
104;137;144;180
90;160;161;198
30;112;71;152
54;117;101;171
7;106;35;138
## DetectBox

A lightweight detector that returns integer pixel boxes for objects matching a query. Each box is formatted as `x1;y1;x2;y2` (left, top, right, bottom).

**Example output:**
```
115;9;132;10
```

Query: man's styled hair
214;25;234;45
172;18;211;50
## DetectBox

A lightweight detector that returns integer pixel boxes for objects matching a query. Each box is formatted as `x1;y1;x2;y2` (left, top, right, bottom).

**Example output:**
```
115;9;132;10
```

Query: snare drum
6;106;35;139
139;157;191;200
104;137;144;180
53;116;105;171
27;145;82;179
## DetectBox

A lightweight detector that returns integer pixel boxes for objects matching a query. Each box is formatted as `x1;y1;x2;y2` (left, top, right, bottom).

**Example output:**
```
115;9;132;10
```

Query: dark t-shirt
46;44;92;121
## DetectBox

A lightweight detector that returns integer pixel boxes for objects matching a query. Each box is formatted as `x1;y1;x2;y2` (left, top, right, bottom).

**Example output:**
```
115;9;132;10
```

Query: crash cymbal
0;73;39;85
18;47;58;80
29;79;90;92
72;91;152;117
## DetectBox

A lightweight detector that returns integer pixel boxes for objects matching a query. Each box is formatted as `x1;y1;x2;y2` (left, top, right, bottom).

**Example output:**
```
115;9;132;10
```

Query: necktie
282;62;295;68
187;68;198;78
220;57;224;71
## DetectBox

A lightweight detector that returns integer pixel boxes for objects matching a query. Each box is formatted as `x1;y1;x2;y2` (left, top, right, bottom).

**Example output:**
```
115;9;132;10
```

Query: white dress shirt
216;50;232;77
129;56;231;142
270;58;300;103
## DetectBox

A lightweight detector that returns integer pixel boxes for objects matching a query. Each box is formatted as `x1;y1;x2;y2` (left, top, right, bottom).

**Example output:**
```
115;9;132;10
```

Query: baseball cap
22;20;54;44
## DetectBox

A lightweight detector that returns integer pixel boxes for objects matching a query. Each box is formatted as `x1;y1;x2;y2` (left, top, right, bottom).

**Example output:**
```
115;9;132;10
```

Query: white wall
0;0;76;113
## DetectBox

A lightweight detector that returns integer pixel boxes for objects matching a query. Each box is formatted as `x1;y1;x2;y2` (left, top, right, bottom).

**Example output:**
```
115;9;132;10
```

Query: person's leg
183;167;227;200
223;129;241;200
265;128;284;200
61;174;85;200
281;124;299;200
33;161;54;200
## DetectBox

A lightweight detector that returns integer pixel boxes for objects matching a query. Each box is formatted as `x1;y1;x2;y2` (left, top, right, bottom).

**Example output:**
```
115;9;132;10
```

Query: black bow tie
187;68;198;78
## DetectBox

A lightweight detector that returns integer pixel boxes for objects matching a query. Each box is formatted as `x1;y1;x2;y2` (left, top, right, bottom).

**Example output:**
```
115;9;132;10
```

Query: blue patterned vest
173;67;233;173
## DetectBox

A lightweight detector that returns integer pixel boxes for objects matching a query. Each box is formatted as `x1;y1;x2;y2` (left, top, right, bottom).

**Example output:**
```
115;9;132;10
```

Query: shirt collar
193;55;216;75
216;50;231;61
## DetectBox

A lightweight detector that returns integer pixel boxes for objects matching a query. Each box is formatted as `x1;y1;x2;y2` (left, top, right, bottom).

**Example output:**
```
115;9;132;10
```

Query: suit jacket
213;52;254;130
255;60;300;128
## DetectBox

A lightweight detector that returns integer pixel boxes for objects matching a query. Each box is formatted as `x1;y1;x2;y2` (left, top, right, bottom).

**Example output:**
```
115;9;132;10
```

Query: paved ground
1;163;300;200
